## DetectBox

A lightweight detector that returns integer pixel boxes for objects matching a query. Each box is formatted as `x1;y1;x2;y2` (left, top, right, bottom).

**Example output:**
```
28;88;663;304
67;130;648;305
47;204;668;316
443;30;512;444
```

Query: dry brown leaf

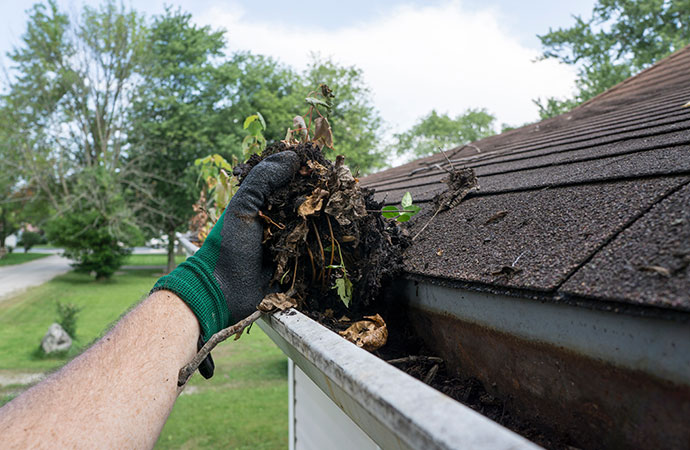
313;116;333;149
258;292;297;313
307;160;329;177
298;188;329;218
272;221;309;282
339;314;388;352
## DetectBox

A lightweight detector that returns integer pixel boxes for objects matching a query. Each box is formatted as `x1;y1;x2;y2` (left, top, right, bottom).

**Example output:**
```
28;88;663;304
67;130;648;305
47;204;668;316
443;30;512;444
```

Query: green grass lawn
0;266;288;448
123;254;188;266
0;253;49;267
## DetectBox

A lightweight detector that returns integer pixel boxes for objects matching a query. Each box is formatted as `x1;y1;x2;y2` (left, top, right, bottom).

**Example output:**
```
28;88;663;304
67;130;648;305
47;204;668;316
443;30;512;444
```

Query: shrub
46;168;143;280
56;301;82;338
18;231;42;253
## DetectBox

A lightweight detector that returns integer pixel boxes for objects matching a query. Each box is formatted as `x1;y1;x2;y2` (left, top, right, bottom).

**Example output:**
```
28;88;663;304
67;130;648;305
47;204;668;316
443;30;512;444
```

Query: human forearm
0;290;199;449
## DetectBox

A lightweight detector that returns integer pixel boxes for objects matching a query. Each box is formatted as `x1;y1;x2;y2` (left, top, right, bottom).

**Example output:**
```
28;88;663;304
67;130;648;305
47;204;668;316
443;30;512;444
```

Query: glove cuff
151;255;230;341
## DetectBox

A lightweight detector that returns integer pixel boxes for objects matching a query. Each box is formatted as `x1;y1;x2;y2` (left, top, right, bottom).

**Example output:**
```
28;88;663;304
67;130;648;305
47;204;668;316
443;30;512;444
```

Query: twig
326;215;335;281
258;210;285;230
311;221;325;286
386;355;444;365
178;310;262;386
412;207;441;241
290;254;298;292
306;246;316;283
512;250;527;267
439;147;456;172
424;364;440;385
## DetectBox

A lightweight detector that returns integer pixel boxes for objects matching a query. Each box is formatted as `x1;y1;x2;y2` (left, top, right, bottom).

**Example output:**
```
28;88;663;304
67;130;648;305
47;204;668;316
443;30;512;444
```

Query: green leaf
401;191;413;208
397;214;412;222
381;205;399;219
256;111;266;129
333;277;353;307
326;264;343;269
247;120;263;136
305;97;331;109
404;204;421;216
243;114;258;129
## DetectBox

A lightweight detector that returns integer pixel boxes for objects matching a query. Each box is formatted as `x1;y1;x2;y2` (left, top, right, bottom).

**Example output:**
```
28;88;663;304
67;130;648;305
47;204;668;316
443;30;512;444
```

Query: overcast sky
1;0;596;136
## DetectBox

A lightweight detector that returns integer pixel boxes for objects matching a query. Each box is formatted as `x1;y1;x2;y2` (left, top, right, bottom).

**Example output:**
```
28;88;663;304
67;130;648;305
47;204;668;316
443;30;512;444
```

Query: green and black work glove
152;151;299;378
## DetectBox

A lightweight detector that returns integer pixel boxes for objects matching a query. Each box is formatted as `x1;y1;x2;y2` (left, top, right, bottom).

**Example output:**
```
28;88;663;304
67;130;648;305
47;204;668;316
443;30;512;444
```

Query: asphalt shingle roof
362;45;690;313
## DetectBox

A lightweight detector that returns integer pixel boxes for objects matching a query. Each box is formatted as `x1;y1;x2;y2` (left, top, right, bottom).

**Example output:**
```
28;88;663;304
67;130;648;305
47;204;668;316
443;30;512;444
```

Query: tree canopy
391;109;496;160
535;0;690;118
0;0;387;271
128;8;230;272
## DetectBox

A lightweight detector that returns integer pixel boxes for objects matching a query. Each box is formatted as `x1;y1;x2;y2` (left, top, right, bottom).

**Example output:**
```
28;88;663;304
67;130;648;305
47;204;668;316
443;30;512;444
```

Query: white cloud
198;1;576;134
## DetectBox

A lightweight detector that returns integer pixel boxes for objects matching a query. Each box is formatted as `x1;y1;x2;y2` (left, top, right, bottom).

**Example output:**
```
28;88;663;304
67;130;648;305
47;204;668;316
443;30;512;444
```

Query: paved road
0;254;72;302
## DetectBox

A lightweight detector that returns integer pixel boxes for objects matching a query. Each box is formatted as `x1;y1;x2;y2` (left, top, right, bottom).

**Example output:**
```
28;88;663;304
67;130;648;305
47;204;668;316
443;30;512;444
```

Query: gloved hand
152;151;299;378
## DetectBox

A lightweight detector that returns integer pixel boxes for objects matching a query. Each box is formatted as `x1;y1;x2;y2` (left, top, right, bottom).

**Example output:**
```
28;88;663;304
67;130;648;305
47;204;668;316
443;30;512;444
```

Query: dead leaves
258;292;297;313
339;314;388;352
434;167;478;212
324;155;367;226
313;116;334;149
298;188;329;218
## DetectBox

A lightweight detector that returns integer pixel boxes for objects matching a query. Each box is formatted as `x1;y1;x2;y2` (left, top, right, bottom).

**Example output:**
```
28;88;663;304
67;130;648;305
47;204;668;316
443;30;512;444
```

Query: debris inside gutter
235;141;408;351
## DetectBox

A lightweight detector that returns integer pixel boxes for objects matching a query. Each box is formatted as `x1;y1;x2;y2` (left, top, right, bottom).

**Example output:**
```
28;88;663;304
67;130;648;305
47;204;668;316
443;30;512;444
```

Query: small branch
512;250;527;267
386;355;444;365
306;246;316;283
424;364;440;385
290;254;298;292
311;220;326;287
326;215;335;281
412;207;441;241
178;310;262;386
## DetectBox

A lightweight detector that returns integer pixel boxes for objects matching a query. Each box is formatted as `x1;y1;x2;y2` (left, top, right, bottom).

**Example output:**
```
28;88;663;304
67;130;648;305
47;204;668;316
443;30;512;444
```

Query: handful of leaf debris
235;141;408;351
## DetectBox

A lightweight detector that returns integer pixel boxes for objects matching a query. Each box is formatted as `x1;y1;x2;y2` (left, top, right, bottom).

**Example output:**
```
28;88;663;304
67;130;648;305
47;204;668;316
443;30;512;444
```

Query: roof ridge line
575;44;690;110
367;132;690;191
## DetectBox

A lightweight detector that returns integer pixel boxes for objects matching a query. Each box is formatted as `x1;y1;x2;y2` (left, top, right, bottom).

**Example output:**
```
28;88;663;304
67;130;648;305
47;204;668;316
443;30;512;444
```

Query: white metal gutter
257;310;541;450
179;232;539;448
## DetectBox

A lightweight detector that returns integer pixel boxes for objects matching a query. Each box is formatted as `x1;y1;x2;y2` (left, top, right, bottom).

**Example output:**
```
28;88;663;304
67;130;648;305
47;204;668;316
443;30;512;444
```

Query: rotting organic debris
234;141;409;351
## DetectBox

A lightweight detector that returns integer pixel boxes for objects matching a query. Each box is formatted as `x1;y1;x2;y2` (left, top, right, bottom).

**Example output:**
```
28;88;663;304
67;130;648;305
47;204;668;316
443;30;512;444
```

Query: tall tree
303;57;385;174
535;0;690;118
128;8;230;273
4;0;146;278
391;109;496;160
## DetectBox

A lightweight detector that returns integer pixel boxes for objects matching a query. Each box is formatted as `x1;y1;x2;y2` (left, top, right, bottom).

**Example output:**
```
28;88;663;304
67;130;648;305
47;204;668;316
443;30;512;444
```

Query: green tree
303;57;385;174
128;8;230;273
46;169;142;280
222;53;304;149
3;0;146;278
535;0;690;118
220;54;386;174
392;109;496;160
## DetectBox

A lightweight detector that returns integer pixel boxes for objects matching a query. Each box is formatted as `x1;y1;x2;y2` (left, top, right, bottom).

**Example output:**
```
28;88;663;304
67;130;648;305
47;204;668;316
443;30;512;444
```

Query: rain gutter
177;233;539;449
399;278;690;449
257;310;540;450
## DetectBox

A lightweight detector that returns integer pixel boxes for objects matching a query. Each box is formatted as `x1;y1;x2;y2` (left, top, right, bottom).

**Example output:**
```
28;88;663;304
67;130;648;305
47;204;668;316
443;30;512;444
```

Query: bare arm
0;290;199;449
